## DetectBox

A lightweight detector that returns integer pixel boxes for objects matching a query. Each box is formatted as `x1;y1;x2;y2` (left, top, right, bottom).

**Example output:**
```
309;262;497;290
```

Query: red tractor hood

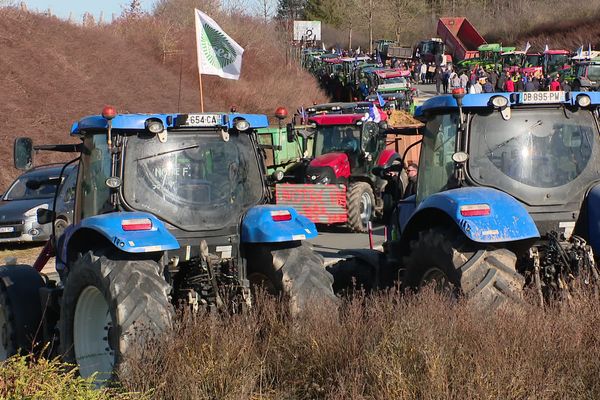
309;152;351;178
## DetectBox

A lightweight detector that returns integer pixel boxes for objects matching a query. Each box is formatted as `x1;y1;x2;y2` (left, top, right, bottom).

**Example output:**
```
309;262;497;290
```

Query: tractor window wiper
482;120;542;158
135;145;200;162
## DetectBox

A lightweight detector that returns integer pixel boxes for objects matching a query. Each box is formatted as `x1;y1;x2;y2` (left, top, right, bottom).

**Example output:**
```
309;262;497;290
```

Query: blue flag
376;92;386;107
367;103;381;123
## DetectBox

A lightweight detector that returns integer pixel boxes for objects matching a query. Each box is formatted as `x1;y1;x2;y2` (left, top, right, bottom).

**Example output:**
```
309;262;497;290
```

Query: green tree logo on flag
200;23;237;69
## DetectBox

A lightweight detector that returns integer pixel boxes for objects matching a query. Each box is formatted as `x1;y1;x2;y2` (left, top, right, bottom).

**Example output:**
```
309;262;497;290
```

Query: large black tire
403;228;524;307
0;265;45;360
327;257;377;294
60;250;172;382
347;182;375;233
247;242;337;314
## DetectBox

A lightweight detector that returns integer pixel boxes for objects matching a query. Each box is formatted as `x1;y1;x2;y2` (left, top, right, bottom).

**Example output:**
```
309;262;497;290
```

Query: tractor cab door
359;121;380;175
414;113;459;204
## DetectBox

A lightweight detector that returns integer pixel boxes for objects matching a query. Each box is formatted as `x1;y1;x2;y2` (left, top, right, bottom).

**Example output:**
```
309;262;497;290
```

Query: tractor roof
70;112;269;135
415;92;600;117
308;114;366;126
375;69;411;78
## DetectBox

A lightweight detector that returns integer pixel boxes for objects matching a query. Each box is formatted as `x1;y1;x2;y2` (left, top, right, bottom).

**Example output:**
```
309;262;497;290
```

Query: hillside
0;7;327;188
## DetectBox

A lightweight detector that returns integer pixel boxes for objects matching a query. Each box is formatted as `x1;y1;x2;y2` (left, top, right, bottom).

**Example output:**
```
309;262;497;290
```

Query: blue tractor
4;107;335;381
330;90;600;306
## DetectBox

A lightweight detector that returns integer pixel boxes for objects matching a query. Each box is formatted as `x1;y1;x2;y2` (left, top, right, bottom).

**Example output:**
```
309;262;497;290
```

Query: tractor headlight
576;94;591;107
146;119;164;133
234;119;250;131
490;95;509;108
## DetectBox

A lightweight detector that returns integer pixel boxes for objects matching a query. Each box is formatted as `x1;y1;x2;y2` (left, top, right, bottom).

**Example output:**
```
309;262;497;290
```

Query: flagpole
198;61;205;112
194;9;205;112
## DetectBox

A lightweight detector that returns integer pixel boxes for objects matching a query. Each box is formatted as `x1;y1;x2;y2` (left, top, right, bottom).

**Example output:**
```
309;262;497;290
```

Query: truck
330;90;600;307
436;17;486;62
2;107;336;382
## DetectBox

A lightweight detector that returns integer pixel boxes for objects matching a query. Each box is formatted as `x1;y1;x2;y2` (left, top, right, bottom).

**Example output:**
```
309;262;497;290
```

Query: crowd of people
411;62;572;95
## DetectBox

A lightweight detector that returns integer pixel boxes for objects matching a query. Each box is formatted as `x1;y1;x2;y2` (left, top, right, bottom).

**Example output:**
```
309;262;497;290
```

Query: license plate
0;227;15;233
521;91;565;104
183;114;222;127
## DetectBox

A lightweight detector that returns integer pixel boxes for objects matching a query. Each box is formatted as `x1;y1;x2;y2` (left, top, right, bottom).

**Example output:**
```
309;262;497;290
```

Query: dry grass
119;288;600;400
0;5;327;190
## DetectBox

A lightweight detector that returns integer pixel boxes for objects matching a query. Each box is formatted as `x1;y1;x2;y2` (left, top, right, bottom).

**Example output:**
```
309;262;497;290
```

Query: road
310;83;438;265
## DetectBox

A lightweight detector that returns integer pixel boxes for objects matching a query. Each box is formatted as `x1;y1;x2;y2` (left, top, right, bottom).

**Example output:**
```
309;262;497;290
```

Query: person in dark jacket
525;79;536;92
404;163;418;198
488;69;498;90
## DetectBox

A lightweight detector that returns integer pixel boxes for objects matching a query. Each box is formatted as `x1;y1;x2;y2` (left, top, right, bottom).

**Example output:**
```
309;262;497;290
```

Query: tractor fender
60;211;179;258
403;187;540;243
586;185;600;254
376;149;401;168
241;205;318;243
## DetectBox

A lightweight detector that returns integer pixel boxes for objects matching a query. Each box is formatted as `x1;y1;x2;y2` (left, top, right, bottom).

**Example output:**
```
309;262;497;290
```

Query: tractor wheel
326;257;377;295
403;228;524;308
0;265;45;360
347;182;374;233
60;249;172;382
247;242;337;315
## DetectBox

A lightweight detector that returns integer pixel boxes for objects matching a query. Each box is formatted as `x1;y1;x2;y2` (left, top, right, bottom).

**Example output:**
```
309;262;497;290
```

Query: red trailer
436;17;486;61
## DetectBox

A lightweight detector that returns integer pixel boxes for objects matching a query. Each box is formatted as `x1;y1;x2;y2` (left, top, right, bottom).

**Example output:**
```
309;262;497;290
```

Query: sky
21;0;155;22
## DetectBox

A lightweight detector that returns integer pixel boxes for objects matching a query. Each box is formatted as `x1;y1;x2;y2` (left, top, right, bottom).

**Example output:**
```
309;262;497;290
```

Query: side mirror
286;123;295;143
14;137;33;170
37;208;55;225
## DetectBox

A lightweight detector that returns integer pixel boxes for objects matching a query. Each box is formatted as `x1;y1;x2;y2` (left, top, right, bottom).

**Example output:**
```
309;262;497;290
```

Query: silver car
0;164;76;243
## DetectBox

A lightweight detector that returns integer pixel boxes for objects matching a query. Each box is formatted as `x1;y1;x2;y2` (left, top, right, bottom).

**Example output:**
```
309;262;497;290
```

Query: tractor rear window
469;108;598;205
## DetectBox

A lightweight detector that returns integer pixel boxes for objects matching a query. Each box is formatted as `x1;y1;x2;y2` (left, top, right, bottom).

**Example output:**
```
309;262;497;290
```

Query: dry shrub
120;287;600;399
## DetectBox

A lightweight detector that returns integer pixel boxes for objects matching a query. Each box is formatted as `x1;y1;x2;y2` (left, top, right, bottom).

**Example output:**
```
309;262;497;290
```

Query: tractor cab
411;91;600;248
303;113;386;183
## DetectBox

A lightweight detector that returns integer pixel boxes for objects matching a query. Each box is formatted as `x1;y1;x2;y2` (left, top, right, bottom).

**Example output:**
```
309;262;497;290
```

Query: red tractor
275;111;404;232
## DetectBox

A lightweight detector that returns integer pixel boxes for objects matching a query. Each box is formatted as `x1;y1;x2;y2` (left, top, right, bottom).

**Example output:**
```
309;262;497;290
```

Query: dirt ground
0;244;56;277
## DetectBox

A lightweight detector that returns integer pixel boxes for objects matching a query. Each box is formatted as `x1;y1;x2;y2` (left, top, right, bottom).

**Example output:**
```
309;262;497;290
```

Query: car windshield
313;125;361;156
587;65;600;81
123;131;264;231
469;108;598;204
382;77;407;85
4;173;60;200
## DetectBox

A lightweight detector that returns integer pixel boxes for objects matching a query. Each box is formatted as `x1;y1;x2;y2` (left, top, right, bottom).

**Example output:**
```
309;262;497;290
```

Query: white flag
544;44;549;53
194;9;244;80
524;41;531;53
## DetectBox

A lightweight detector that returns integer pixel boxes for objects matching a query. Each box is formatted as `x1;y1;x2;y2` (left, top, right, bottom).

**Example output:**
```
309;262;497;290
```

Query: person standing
505;74;515;92
550;76;561;91
459;70;469;89
450;71;461;90
442;68;450;93
497;71;507;92
470;77;483;93
488;69;498;91
404;163;418;198
435;67;443;95
420;62;427;83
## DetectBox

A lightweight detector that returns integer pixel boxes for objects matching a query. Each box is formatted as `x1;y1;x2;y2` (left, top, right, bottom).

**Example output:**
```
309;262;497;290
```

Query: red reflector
122;218;152;231
271;210;292;222
460;204;491;217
